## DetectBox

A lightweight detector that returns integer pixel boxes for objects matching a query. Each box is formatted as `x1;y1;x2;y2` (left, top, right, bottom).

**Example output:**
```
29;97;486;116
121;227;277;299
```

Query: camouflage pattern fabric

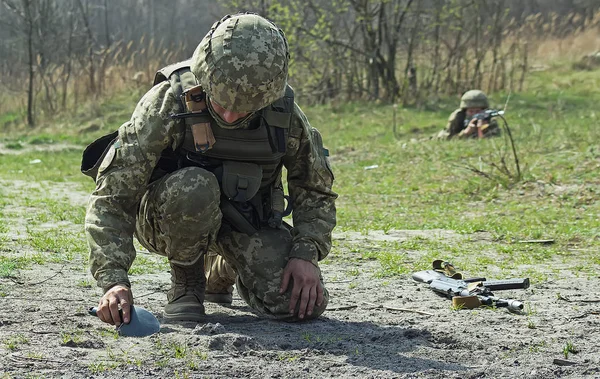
204;251;236;295
134;167;328;320
437;109;501;140
85;80;337;320
191;13;289;113
460;89;489;109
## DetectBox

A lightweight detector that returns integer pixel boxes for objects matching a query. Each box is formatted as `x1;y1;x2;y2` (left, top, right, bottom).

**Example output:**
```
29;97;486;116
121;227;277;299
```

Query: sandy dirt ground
0;181;599;379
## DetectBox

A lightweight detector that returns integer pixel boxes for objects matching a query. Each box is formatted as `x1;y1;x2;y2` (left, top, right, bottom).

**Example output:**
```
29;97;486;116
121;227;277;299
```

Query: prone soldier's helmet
191;13;290;113
460;90;489;109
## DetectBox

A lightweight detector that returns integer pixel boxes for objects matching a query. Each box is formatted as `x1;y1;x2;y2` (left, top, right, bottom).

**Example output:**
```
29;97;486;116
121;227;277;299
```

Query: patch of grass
27;135;57;145
174;370;192;379
4;142;24;150
372;251;411;278
60;331;84;345
3;334;29;351
193;349;208;360
529;340;548;353
0;256;36;278
88;362;118;374
450;302;465;311
0;150;92;185
77;279;93;288
172;341;188;359
97;329;119;340
563;341;579;359
277;352;300;362
25;228;87;260
128;255;169;275
25;352;44;359
154;358;170;368
302;332;312;343
27;198;86;225
0;111;22;127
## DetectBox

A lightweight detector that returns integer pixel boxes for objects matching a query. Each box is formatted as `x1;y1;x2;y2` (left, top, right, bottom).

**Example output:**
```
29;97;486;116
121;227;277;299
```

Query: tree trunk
23;0;35;127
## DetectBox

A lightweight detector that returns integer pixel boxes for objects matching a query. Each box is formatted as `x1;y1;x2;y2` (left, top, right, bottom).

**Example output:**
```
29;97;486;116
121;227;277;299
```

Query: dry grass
1;10;600;124
530;27;600;63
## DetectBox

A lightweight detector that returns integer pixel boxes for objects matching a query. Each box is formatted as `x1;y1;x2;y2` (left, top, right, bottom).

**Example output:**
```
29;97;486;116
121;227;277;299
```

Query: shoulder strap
153;59;198;112
261;85;295;129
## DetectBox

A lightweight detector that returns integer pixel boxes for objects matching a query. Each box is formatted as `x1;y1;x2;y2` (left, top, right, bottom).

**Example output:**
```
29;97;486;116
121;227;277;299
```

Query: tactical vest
158;60;295;233
82;60;294;235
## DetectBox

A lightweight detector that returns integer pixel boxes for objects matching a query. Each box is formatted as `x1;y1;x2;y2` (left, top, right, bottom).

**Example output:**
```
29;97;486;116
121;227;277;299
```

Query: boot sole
163;310;206;322
205;293;233;304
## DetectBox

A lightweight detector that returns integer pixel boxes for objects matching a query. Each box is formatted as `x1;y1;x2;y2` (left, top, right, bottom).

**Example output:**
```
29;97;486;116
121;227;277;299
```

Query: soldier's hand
280;258;324;319
466;118;479;133
97;284;133;326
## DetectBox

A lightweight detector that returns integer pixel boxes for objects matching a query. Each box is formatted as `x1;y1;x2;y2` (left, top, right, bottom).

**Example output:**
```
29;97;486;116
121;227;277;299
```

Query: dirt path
0;185;599;378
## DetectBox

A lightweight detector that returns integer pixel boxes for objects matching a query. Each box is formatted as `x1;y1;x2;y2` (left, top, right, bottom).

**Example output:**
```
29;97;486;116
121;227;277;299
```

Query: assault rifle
412;270;529;312
472;109;504;122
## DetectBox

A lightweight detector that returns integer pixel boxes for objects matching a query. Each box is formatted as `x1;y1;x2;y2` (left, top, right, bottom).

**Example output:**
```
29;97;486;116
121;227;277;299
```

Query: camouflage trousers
134;167;328;321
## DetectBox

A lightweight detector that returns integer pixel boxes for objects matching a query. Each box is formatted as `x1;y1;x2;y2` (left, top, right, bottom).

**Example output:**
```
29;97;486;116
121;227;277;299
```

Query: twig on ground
327;305;358;311
8;353;63;367
552;358;578;366
517;239;555;244
134;290;163;299
570;311;600;320
362;302;434;316
8;276;25;285
8;265;65;286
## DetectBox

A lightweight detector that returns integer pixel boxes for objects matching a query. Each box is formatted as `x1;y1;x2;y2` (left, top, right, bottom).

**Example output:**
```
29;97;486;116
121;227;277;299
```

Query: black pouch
221;161;262;202
81;130;118;182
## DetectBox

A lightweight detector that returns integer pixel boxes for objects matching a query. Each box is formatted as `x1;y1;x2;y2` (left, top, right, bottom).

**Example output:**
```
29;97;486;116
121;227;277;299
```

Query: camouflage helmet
191;13;289;113
460;90;489;109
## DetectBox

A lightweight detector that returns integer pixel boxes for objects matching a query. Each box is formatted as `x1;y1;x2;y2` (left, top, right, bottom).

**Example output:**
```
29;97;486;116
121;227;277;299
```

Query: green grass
3;334;29;351
0;62;598;282
0;256;33;278
128;255;169;275
26;228;88;260
305;67;600;260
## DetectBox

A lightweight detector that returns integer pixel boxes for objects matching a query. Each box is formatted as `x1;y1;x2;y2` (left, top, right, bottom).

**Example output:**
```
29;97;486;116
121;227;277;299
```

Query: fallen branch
517;239;555;244
8;265;65;286
552;358;578;366
362;302;434;316
327;305;358;311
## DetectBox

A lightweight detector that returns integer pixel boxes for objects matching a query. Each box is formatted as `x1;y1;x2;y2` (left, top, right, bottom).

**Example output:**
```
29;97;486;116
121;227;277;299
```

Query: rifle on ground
412;269;529;312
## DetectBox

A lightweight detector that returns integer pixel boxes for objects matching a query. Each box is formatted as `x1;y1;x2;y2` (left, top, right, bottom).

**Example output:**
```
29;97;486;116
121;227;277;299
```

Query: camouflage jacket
85;82;338;291
441;109;501;140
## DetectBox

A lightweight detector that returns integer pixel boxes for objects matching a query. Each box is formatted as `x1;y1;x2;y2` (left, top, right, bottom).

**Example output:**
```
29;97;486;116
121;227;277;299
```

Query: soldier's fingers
316;282;324;308
289;281;301;315
298;285;310;319
97;299;112;325
306;285;317;317
108;298;122;326
120;298;131;324
280;267;291;294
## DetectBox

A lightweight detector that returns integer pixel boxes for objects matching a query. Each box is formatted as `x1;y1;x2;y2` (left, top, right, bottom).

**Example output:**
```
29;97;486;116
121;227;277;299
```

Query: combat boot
163;258;206;322
204;252;236;304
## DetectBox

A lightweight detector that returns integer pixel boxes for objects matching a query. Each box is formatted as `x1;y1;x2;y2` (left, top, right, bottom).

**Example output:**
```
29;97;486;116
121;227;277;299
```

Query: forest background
1;0;600;127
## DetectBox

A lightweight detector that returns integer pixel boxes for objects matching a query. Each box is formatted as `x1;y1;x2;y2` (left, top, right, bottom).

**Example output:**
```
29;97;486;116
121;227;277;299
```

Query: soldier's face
209;99;250;123
466;107;485;117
